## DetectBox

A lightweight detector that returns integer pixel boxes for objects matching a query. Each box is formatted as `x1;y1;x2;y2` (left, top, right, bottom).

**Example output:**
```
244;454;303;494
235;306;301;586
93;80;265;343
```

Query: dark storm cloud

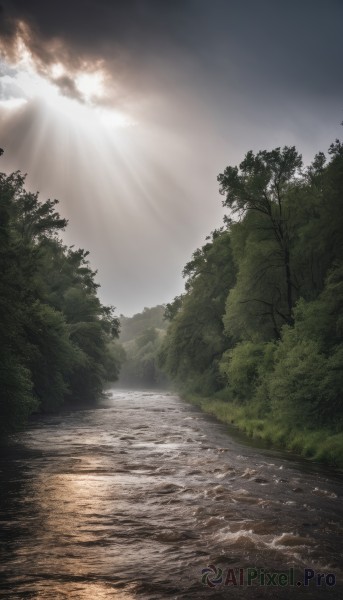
0;0;190;76
0;0;196;108
0;0;188;48
0;0;342;314
1;0;343;100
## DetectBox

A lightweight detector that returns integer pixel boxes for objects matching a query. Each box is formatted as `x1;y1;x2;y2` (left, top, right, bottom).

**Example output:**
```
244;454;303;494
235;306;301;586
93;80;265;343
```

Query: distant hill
118;305;169;388
119;305;168;343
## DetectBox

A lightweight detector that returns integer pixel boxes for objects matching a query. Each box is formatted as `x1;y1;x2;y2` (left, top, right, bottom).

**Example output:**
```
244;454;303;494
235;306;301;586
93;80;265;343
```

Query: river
0;389;342;599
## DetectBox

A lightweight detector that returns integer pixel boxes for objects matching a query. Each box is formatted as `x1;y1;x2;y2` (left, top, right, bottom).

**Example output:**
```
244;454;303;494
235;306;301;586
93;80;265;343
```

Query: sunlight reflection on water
1;389;343;599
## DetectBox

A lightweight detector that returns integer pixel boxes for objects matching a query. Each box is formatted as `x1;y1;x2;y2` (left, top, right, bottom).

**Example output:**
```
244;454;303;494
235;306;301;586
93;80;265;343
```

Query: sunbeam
1;0;340;315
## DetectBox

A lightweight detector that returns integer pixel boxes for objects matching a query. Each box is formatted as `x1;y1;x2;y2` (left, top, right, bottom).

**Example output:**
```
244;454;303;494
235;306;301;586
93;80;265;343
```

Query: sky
0;0;342;316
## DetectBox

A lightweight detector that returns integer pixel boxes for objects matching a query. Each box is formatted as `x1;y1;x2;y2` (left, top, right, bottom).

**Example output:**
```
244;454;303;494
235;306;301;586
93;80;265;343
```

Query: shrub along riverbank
185;394;343;468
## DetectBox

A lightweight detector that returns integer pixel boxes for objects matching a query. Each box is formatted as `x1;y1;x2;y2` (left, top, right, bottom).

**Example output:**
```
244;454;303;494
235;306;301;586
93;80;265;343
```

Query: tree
218;147;302;324
160;139;343;447
263;262;343;427
159;229;236;393
0;155;122;432
223;212;292;341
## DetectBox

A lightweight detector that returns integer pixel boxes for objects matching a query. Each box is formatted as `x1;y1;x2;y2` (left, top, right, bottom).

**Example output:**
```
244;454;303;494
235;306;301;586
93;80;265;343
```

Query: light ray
0;97;27;109
0;26;209;314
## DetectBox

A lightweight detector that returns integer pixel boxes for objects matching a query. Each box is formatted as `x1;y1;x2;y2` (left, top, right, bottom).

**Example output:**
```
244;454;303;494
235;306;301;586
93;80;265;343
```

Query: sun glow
50;62;65;79
75;71;105;102
0;28;135;131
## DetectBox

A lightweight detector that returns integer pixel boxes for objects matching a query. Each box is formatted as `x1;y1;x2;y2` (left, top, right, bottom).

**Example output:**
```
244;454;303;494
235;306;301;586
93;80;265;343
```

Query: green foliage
159;229;236;393
117;307;171;387
135;327;159;349
119;305;167;343
0;353;35;434
25;301;81;411
119;323;167;388
220;342;265;402
218;146;303;322
0;157;122;433
262;262;343;427
160;139;343;465
217;146;302;217
223;214;290;341
186;395;343;468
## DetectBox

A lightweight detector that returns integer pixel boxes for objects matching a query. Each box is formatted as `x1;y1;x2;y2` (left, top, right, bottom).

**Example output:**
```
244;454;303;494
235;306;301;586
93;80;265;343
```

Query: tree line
158;140;343;463
0;150;121;434
118;306;168;388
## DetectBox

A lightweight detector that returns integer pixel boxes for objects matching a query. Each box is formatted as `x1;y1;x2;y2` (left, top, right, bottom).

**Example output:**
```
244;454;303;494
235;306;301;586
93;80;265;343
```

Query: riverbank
184;394;343;469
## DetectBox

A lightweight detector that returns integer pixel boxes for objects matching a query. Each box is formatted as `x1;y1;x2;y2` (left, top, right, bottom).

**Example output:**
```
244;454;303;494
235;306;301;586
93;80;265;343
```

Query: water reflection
1;389;343;599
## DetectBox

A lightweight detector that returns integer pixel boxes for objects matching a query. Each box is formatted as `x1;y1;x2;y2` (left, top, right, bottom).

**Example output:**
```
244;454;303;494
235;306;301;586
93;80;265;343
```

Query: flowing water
0;389;342;599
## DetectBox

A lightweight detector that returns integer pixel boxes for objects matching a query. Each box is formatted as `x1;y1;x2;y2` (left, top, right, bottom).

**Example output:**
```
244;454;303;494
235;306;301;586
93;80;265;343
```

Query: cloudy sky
0;0;342;315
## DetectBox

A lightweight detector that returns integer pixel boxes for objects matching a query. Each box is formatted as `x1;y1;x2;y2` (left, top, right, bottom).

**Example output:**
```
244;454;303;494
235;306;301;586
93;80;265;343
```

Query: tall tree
159;229;236;393
218;147;302;324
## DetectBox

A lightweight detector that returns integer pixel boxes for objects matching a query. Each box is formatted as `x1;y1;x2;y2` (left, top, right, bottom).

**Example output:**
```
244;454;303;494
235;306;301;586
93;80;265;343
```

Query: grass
184;394;343;469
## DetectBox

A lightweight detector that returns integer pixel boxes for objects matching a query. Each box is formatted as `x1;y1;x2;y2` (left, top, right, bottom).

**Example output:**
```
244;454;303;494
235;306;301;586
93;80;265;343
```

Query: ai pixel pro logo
201;565;336;588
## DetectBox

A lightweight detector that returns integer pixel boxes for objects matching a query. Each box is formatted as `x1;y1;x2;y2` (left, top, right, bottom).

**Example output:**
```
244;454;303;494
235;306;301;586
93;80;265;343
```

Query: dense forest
159;140;343;465
0;150;122;434
118;306;168;388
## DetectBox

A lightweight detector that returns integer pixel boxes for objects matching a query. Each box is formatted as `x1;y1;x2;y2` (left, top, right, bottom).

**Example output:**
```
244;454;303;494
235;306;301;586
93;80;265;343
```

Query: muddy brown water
0;389;342;599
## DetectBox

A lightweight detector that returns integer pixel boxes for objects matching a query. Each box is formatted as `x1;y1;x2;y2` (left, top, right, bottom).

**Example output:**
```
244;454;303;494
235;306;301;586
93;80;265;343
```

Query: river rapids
0;389;342;599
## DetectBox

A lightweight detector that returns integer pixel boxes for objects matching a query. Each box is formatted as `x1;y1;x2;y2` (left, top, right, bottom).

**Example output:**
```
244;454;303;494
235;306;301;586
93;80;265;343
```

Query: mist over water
1;389;342;599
